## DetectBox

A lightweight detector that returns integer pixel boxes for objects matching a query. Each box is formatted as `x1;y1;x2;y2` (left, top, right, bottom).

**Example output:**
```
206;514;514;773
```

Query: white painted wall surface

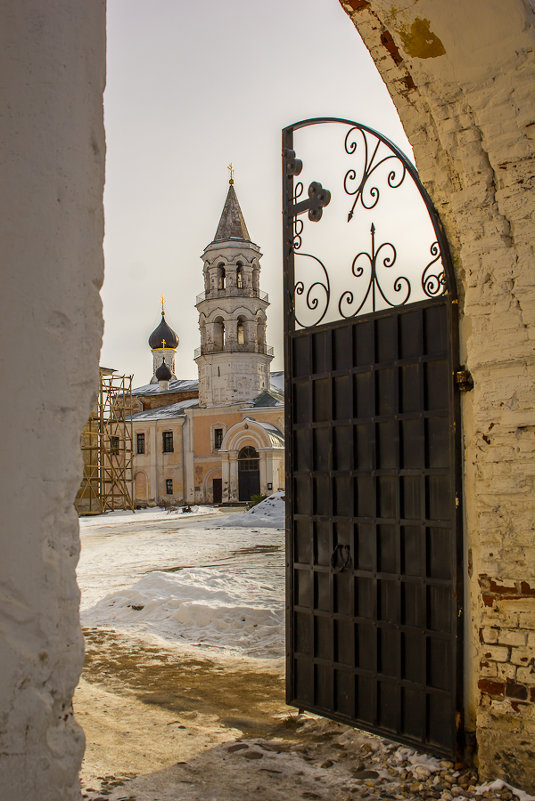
0;2;106;798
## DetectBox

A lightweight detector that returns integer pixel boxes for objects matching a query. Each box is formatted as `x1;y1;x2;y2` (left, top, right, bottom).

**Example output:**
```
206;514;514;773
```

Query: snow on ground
78;496;285;660
82;567;284;658
80;504;220;529
217;490;285;528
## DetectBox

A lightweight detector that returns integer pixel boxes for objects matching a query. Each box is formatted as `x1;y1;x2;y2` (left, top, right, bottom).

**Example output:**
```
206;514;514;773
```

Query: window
237;317;245;345
217;264;225;289
165;478;173;495
136;432;145;454
162;431;173;453
238;445;259;471
214;428;223;450
110;435;119;455
236;264;243;288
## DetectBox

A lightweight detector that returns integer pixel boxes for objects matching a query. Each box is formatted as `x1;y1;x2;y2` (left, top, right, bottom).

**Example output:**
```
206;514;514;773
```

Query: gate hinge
455;367;473;392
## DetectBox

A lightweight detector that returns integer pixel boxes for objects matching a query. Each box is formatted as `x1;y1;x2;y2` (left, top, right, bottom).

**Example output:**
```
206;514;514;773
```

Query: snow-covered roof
132;372;283;398
131;398;198;421
244;417;284;447
132;378;199;397
269;371;284;393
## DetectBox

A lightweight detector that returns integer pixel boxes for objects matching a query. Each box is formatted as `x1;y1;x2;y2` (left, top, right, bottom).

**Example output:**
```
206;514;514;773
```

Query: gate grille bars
283;118;464;758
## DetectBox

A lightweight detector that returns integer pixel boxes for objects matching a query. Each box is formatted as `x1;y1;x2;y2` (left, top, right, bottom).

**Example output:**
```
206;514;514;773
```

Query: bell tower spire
194;174;273;407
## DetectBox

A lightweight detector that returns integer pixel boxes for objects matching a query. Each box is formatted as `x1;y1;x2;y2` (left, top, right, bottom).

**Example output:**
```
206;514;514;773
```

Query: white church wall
0;2;106;798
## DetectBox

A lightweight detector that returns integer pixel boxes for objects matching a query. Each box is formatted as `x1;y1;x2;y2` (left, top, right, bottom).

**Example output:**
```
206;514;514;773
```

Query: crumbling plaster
0;1;106;799
339;0;535;788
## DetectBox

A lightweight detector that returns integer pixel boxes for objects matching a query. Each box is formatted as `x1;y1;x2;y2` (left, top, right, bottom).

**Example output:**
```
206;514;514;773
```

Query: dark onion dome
148;313;179;350
155;358;172;382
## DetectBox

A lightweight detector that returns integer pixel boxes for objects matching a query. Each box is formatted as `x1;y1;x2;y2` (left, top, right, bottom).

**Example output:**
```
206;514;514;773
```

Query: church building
130;177;285;505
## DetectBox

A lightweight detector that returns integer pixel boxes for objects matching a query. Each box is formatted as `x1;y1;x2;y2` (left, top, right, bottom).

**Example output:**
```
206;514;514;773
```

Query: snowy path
78;498;285;659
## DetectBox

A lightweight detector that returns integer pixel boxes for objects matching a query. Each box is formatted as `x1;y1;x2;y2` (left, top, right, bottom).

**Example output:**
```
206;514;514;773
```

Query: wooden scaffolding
75;370;135;515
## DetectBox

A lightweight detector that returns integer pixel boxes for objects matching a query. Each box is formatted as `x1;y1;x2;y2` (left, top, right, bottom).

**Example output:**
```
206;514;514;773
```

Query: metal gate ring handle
330;544;352;572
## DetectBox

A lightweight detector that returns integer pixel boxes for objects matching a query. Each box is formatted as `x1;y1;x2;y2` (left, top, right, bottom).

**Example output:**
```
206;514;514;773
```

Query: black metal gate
283;118;463;757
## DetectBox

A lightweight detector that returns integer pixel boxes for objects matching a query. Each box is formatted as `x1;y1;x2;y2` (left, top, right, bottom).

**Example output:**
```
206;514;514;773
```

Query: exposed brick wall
478;577;535;700
338;0;535;790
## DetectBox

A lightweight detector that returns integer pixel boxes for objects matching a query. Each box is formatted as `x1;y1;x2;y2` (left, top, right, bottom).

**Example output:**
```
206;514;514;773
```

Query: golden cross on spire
160;294;166;314
227;163;235;185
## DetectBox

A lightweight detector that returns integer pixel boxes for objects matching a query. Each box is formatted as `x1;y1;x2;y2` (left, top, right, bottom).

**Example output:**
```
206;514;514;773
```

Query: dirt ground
74;628;528;801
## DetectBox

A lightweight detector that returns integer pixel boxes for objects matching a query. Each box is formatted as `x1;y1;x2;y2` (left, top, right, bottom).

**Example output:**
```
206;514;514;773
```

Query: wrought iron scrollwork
344;126;406;221
422;241;446;297
339;223;411;318
283;118;453;330
292;182;330;327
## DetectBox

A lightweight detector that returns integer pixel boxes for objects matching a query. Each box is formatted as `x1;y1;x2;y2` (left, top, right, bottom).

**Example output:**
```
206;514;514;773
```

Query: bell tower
195;170;273;406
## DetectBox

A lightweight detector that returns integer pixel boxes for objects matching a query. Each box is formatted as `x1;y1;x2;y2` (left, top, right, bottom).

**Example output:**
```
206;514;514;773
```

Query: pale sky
101;0;412;385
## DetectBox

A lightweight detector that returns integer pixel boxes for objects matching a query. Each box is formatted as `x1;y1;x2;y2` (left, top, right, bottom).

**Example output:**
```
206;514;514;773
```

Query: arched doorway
237;445;260;501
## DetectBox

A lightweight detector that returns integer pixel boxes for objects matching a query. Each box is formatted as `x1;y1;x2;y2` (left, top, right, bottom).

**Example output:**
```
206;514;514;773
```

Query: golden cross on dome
160;294;166;314
162;338;166;354
227;163;235;185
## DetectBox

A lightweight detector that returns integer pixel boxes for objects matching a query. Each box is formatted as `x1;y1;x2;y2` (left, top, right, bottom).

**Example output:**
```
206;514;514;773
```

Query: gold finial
160;294;166;314
227;163;235;185
162;337;166;355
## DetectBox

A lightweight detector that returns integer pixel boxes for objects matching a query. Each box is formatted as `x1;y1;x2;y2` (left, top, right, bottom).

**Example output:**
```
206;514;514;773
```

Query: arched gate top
283;117;457;329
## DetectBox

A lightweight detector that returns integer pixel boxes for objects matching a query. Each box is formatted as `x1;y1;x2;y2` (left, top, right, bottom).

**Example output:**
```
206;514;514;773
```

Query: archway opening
237;315;246;346
218;264;226;290
213;316;225;352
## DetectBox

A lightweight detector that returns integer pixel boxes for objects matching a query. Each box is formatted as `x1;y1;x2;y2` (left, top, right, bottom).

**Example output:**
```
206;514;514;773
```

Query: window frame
136;432;145;455
210;423;226;453
162;430;174;453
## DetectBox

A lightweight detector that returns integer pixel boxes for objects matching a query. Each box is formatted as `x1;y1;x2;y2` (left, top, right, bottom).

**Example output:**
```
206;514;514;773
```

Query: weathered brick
511;647;535;667
496;663;517;681
482;645;510;663
478;678;505;696
498;629;528;647
481;626;500;643
516;666;535;685
505;680;528;700
480;661;499;678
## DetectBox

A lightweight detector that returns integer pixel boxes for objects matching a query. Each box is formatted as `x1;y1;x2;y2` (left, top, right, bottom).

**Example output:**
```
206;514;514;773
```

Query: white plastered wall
0;2;106;798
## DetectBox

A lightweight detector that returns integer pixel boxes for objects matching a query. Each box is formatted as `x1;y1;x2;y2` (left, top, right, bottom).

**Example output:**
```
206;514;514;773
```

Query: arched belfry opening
213;316;225;352
237;316;246;346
